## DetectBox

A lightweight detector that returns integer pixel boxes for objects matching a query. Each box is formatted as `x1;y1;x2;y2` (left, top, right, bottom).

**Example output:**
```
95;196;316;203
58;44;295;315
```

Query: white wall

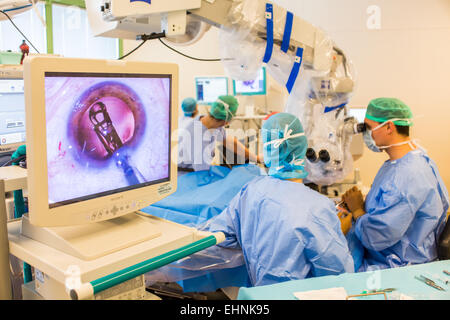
123;0;450;189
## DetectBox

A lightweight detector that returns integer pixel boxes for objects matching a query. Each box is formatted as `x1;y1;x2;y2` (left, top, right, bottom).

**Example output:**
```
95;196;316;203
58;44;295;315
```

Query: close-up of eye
45;76;171;204
69;81;145;164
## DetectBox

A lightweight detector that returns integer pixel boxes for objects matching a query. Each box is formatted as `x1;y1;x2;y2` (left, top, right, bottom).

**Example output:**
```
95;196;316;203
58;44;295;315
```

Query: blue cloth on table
140;164;263;292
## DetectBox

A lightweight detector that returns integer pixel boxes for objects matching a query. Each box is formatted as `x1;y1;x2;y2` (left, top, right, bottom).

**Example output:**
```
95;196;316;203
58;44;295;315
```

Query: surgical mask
363;129;382;153
363;118;413;153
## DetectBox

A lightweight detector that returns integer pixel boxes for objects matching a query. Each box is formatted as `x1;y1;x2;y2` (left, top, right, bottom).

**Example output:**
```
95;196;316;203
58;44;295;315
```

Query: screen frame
232;67;267;96
194;76;229;104
24;56;179;227
0;76;26;156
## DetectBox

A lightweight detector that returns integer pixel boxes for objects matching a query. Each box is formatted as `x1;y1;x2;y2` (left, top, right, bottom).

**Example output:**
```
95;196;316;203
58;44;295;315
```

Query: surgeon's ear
386;121;395;135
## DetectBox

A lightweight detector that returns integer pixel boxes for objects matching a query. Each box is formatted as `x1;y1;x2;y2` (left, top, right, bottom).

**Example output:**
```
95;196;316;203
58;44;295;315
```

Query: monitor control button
111;206;119;216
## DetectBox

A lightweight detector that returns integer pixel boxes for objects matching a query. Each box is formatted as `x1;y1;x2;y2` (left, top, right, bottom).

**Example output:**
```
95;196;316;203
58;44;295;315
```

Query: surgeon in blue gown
202;113;354;287
177;95;262;175
342;98;449;271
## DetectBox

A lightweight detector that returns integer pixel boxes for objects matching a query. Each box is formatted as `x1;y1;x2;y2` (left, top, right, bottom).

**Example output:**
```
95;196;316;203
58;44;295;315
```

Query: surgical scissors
414;275;446;291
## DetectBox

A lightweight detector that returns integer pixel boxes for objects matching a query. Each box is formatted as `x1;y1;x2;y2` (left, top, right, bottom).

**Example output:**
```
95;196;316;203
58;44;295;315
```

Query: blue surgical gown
178;115;226;172
203;176;354;287
356;149;449;271
178;115;194;130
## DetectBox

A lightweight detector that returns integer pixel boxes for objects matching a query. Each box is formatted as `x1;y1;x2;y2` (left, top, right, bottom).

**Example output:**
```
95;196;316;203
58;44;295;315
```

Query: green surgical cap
210;95;238;121
262;113;308;180
366;98;413;126
181;97;197;116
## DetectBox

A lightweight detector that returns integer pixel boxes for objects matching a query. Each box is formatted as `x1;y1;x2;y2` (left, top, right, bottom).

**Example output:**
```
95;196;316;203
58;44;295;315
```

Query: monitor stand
21;212;162;261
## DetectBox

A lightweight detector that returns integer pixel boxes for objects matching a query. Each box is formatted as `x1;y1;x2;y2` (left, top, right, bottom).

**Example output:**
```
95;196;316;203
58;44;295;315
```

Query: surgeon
178;95;262;173
179;97;198;129
342;98;449;271
202;112;354;287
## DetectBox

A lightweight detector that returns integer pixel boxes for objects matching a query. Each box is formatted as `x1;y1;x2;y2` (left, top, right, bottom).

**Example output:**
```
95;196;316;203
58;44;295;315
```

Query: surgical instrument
414;275;446;291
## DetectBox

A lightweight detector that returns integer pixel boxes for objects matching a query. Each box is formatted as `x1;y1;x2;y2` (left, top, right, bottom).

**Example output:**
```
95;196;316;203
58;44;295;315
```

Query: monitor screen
195;77;228;104
233;68;266;96
0;78;26;149
45;72;171;208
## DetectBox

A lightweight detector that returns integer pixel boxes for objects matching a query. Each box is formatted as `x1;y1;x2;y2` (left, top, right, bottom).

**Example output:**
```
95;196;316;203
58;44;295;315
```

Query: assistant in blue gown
202;113;354;286
355;149;449;271
343;97;449;271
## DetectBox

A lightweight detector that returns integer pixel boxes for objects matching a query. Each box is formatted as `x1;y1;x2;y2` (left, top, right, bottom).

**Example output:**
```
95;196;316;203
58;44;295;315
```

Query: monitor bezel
232;67;267;96
0;74;26;156
24;56;179;227
194;76;229;104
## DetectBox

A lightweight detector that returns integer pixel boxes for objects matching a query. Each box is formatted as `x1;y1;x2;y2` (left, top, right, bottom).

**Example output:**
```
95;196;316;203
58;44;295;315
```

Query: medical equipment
233;67;266;96
1;56;227;300
24;56;178;228
86;0;358;186
423;272;449;286
414;275;446;291
195;76;229;105
367;288;396;293
21;55;182;261
0;65;25;163
347;291;388;300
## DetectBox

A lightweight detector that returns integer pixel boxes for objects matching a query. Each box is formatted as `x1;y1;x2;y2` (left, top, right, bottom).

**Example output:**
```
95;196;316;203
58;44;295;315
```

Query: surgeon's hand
338;211;352;235
257;153;264;164
342;186;366;220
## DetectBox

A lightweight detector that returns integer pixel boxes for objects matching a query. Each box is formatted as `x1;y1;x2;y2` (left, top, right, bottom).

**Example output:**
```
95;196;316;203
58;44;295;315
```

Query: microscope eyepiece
319;150;331;163
306;148;317;162
355;122;367;133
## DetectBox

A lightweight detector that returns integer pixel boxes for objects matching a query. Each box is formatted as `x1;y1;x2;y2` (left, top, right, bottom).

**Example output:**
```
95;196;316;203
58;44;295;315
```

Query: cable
118;39;147;60
1;155;26;167
0;10;40;54
158;38;221;62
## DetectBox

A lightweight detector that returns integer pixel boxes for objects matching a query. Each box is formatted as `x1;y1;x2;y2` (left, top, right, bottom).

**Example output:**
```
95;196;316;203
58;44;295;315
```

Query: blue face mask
363;118;414;153
363;129;382;153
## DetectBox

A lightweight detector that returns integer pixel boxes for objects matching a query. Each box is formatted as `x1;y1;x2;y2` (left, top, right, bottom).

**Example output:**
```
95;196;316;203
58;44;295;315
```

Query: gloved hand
342;186;366;220
338;211;352;235
257;153;264;164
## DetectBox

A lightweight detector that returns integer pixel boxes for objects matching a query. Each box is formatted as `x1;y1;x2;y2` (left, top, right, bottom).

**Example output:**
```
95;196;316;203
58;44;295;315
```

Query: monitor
0;66;26;156
24;56;179;228
232;67;267;96
195;76;228;104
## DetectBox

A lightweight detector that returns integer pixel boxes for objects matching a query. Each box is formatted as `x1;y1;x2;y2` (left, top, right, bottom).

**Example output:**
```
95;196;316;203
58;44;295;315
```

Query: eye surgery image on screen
45;73;171;208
